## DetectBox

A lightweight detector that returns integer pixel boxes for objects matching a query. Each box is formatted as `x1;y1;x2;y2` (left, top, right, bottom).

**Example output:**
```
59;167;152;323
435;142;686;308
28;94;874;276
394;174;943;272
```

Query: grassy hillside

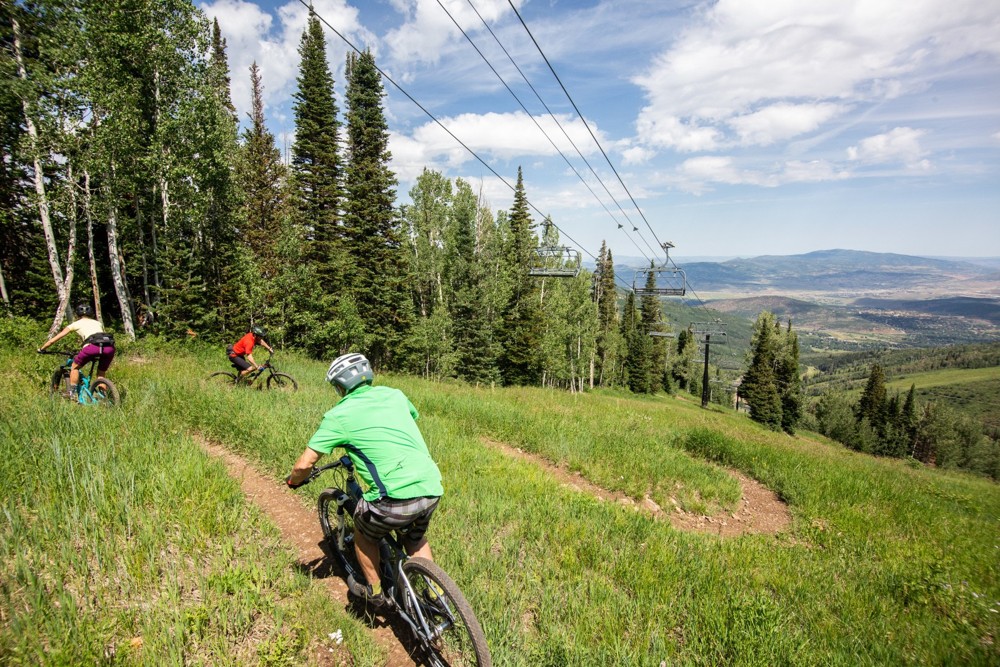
2;339;998;665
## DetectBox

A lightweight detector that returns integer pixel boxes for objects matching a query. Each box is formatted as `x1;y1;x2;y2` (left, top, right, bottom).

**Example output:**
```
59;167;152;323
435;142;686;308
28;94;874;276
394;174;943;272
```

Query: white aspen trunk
13;17;67;335
106;183;136;339
56;162;79;331
83;170;102;322
0;261;9;310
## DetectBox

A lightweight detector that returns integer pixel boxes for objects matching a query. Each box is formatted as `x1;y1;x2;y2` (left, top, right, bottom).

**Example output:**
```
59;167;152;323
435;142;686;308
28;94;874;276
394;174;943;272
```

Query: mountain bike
207;354;298;391
302;457;491;667
39;349;120;406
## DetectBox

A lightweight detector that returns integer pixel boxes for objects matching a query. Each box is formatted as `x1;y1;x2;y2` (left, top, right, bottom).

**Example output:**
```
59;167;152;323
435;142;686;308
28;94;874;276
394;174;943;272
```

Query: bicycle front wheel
207;371;237;386
318;488;357;558
90;378;120;406
50;367;69;396
267;372;298;392
400;557;491;667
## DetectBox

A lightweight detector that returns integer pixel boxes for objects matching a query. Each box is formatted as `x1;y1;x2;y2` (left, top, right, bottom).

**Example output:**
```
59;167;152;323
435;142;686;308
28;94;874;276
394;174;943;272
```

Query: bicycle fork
396;562;454;641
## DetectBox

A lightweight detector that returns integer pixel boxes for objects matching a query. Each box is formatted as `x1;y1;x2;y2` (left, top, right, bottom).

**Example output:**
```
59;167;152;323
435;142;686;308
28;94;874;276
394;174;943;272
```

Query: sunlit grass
2;340;998;665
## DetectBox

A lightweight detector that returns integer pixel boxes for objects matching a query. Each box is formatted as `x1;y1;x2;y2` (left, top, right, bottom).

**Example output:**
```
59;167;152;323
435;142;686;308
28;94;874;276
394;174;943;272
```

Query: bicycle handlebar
38;349;75;357
307;455;353;482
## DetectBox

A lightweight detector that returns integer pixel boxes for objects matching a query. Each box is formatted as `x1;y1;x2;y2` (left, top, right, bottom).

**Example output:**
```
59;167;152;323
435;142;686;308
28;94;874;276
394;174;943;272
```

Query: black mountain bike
39;349;120;406
207;354;298;391
302;456;491;667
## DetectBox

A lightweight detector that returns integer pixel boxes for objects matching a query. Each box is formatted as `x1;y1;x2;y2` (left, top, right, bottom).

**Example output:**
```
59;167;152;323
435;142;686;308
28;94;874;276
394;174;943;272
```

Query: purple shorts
74;344;116;372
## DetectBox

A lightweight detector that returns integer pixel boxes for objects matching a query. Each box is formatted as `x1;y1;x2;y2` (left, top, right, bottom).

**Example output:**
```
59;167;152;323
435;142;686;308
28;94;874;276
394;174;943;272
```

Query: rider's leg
353;530;382;592
96;345;115;379
404;536;434;560
68;362;81;395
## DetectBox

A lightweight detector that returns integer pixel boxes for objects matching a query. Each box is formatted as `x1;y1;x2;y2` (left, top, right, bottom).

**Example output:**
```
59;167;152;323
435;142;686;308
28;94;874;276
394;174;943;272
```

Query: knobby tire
208;371;237;386
401;557;492;667
318;487;358;570
50;367;69;396
90;378;120;406
267;372;298;391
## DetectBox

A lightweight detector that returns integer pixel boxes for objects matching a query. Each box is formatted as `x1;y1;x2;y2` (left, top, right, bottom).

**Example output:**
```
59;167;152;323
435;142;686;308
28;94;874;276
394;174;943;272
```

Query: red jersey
232;332;257;356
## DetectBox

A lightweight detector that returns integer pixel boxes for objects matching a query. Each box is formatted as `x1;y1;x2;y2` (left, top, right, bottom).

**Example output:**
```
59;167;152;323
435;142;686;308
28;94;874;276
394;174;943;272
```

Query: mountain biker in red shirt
227;325;273;380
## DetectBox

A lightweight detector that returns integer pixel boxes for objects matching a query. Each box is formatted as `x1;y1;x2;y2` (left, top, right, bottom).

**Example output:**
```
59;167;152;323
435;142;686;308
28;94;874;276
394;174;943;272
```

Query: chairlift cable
438;0;654;265
299;0;638;294
506;0;669;255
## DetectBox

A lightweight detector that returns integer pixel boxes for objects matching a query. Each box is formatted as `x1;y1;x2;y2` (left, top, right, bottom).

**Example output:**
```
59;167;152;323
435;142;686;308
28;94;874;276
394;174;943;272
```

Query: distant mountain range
611;249;997;294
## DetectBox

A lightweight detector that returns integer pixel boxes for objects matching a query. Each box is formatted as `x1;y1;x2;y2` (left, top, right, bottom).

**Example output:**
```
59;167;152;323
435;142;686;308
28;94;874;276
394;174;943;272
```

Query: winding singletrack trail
482;437;792;537
194;435;419;667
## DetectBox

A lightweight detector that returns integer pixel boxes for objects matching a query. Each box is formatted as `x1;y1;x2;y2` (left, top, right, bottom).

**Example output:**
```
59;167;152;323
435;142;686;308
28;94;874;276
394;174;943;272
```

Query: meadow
1;332;998;665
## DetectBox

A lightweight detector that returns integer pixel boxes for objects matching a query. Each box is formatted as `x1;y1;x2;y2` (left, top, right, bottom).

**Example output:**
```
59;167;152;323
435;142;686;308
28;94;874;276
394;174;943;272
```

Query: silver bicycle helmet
326;352;373;396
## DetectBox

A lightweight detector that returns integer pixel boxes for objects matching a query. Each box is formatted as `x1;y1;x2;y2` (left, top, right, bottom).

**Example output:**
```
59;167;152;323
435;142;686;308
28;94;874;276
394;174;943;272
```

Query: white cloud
847;127;928;166
631;0;1000;150
669;155;850;193
728;103;847;146
199;0;371;126
621;145;656;165
384;0;517;66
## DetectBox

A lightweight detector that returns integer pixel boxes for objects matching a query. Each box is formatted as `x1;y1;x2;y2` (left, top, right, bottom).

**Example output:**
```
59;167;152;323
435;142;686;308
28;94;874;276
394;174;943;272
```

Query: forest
0;0;699;396
3;1;997;479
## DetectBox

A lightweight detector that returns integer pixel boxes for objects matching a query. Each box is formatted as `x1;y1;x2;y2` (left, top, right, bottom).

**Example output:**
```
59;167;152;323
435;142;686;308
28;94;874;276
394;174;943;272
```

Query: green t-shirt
307;384;443;502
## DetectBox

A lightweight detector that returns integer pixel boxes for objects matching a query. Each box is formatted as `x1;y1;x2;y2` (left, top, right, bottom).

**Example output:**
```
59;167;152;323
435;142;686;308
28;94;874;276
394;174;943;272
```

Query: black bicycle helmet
250;325;268;339
326;352;373;396
75;303;93;318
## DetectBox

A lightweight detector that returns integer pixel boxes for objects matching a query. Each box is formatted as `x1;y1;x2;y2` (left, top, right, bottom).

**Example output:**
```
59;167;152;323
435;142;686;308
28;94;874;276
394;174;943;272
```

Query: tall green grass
3;339;998;665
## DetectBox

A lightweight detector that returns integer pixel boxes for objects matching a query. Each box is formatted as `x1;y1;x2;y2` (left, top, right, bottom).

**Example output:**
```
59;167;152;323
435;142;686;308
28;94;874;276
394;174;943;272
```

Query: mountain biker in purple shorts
38;303;116;397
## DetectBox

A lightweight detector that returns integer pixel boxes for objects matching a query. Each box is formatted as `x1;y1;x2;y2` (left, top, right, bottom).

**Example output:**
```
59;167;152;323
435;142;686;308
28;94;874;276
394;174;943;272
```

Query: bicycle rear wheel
267;372;298;391
207;371;237;386
90;378;120;406
400;557;491;667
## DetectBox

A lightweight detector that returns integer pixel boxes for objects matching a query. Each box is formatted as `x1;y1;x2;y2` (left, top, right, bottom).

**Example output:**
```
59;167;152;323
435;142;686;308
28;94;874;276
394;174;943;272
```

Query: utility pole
691;321;727;408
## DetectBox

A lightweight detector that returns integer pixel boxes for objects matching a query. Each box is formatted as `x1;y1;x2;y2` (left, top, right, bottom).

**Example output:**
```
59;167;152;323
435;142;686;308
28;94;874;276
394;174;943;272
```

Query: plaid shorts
354;495;440;545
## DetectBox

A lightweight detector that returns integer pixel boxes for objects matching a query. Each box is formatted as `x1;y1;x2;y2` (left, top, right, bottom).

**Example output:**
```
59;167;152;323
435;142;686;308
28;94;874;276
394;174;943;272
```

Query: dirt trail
482;438;792;537
193;435;418;667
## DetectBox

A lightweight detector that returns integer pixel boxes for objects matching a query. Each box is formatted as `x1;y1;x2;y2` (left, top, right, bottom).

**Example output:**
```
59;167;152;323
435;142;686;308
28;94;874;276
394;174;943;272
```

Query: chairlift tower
633;241;687;296
691;320;728;408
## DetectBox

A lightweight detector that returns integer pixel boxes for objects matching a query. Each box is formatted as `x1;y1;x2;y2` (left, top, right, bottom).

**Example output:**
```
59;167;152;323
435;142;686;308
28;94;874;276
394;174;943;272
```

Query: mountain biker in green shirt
285;352;443;607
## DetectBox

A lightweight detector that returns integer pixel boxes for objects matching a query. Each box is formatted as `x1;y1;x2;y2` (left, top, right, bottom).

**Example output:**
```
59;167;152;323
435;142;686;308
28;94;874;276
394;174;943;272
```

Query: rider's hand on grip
285;474;309;489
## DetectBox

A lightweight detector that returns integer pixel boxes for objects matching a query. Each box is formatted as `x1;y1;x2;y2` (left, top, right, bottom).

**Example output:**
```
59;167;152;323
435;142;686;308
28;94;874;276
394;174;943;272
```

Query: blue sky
198;0;1000;262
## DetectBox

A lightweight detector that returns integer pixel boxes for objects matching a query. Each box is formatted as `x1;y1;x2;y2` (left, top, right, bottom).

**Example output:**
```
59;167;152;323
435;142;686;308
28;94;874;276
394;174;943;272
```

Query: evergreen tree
447;178;498;385
342;50;411;369
291;11;343;286
237;62;287;282
777;321;803;433
498;167;541;385
593;242;623;387
639;269;666;393
621;291;650;393
742;311;783;430
856;363;888;434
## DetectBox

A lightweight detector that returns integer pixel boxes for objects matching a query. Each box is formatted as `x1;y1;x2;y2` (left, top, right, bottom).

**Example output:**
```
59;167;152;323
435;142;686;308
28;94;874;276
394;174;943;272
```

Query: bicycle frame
46;350;105;405
309;460;459;642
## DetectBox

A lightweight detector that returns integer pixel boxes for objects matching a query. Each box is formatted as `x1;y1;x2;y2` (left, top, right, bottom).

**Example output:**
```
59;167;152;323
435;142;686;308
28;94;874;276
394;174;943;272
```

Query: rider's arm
246;353;257;368
39;325;72;351
263;341;274;354
287;447;321;486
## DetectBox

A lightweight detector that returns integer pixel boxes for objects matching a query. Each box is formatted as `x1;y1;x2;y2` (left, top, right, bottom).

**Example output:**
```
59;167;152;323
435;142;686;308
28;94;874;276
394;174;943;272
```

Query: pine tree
342;50;411;369
593;242;622;387
291;11;343;285
742;311;783;430
856;363;888;434
498;167;541;385
639;269;666;392
777;321;803;433
447;178;498;385
237;62;287;282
